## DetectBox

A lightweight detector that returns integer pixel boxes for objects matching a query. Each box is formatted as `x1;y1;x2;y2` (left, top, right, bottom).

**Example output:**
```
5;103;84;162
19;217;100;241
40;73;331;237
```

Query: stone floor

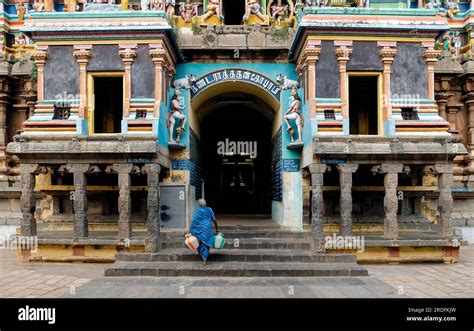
0;243;472;298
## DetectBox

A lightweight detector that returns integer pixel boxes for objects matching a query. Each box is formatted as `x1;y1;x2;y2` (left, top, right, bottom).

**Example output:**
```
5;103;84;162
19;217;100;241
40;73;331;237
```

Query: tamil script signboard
190;69;281;101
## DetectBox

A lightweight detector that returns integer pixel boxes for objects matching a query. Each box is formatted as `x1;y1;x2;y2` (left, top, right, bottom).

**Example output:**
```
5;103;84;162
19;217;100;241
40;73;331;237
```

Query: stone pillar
113;164;134;241
378;43;397;123
336;164;358;236
0;79;9;178
68;164;90;238
335;41;353;122
73;45;92;119
31;46;48;102
308;164;327;251
435;164;454;237
422;45;440;101
436;95;449;121
144;164;161;252
372;164;404;239
150;45;166;118
119;44;137;119
20;164;38;236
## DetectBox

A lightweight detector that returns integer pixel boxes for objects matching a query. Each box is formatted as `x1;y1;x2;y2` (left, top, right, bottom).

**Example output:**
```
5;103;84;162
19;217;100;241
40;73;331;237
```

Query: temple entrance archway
190;79;281;218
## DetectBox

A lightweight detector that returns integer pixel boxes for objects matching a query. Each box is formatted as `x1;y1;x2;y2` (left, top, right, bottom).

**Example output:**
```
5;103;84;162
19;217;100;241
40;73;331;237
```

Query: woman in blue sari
189;199;219;265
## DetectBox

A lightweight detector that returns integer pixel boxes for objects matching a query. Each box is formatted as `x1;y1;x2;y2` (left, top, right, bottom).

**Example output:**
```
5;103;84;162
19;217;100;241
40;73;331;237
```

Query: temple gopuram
0;0;472;275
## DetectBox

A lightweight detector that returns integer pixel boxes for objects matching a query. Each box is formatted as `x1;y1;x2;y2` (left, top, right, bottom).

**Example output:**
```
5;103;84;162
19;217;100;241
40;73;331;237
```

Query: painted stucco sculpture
243;0;267;24
201;0;224;24
284;86;303;144
167;90;187;146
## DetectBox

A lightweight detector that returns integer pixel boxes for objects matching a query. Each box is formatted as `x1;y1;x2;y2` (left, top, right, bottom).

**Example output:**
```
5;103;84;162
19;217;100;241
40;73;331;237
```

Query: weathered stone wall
131;44;155;99
315;40;339;99
392;42;428;99
44;46;80;100
87;45;124;72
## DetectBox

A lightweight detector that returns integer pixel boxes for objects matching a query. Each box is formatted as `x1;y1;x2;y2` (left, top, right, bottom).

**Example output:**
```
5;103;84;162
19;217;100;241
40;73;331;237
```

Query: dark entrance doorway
223;0;246;25
200;103;272;215
349;75;379;135
94;76;123;134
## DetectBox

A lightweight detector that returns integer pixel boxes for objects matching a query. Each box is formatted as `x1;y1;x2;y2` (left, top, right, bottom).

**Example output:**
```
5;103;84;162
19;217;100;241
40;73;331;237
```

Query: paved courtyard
0;243;472;298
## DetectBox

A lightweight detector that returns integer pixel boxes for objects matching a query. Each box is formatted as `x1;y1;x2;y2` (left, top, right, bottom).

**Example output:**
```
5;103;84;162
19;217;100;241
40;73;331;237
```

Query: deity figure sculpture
141;0;150;10
453;31;462;59
64;0;77;12
180;0;196;23
271;0;288;26
17;3;26;20
166;90;187;144
165;0;176;15
295;0;306;22
243;0;266;23
33;0;44;12
426;0;441;8
284;86;303;143
201;0;223;24
445;0;459;18
150;0;163;10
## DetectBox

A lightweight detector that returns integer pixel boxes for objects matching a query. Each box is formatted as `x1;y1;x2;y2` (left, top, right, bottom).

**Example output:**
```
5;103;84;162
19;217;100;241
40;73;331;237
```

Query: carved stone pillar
73;46;92;119
0;79;9;177
68;164;90;238
113;164;134;241
435;94;449;121
422;45;441;101
150;45;166;118
378;43;397;122
31;46;48;102
308;164;327;251
372;164;404;239
20;164;38;236
144;164;161;252
335;41;353;121
435;164;454;237
119;44;137;119
336;164;358;236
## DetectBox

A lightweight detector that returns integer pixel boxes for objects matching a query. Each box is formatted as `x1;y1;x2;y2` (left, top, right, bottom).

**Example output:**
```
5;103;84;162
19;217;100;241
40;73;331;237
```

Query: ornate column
435;164;454;237
372;164;404;239
297;41;321;109
335;41;353;128
422;43;441;101
73;45;92;119
0;78;9;177
20;164;39;236
119;44;137;119
435;94;449;121
144;164;161;252
336;164;358;236
150;45;166;118
378;42;397;124
68;164;90;238
113;164;134;241
31;46;48;102
308;164;327;251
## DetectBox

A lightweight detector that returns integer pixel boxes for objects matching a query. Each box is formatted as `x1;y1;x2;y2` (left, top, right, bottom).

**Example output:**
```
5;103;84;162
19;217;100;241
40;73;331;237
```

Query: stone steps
161;237;311;250
105;261;368;277
115;249;357;263
160;230;307;239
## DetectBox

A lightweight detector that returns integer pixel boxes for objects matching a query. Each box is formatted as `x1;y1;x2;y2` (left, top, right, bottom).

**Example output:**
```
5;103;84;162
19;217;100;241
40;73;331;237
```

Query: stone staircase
105;227;368;277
